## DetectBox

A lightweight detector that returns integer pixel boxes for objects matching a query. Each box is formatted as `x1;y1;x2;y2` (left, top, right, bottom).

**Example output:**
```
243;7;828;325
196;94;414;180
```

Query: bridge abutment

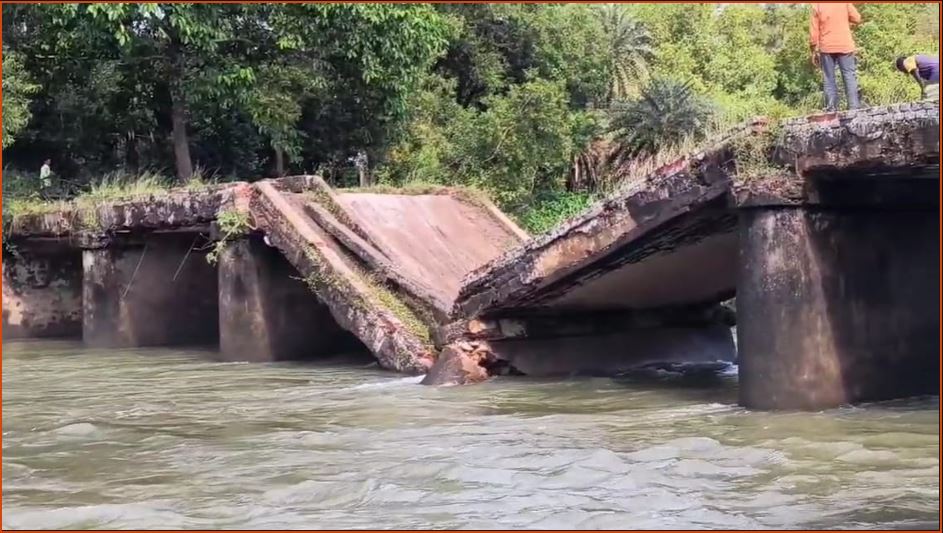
2;244;82;338
737;207;938;410
218;236;361;361
82;234;219;348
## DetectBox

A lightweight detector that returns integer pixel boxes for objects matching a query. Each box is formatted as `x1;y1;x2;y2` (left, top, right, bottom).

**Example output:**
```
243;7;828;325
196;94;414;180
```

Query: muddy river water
2;340;939;529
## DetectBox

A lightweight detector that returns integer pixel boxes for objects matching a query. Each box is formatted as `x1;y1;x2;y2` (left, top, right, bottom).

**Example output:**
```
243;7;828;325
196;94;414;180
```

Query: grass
360;271;433;344
304;188;364;240
729;122;793;181
302;246;433;345
515;191;595;235
3;167;220;234
78;168;215;204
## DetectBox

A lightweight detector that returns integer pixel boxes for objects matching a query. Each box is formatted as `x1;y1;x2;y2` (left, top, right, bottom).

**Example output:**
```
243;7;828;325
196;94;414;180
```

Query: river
2;340;939;529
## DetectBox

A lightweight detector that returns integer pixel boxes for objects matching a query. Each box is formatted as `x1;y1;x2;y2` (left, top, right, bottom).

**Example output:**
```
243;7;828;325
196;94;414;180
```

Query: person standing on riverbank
896;54;940;101
809;3;862;112
39;159;53;195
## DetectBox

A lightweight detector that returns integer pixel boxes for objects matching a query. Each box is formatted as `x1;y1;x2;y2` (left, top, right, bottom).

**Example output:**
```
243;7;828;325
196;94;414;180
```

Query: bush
609;78;714;158
378;77;600;212
515;191;593;234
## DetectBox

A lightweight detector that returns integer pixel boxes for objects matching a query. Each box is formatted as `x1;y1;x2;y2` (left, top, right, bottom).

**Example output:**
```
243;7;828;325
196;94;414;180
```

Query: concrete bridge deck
453;103;939;318
3;102;939;410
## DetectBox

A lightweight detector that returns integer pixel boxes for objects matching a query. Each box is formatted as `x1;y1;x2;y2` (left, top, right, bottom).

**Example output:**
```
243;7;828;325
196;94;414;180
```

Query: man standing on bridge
809;2;862;112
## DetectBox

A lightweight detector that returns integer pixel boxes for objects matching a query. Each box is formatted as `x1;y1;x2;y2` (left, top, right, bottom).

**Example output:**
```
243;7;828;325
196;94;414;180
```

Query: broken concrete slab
248;180;436;374
453;105;940;320
452;146;741;319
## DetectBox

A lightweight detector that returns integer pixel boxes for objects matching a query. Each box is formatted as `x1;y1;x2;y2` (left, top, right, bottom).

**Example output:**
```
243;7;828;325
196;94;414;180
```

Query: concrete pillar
737;207;938;410
2;245;82;338
82;234;218;348
218;237;361;362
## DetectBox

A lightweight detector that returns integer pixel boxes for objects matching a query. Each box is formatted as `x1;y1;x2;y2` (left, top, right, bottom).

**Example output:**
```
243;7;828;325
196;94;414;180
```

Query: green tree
610;78;713;158
598;4;654;102
1;49;38;149
44;3;260;180
3;3;451;183
381;77;598;211
433;4;609;108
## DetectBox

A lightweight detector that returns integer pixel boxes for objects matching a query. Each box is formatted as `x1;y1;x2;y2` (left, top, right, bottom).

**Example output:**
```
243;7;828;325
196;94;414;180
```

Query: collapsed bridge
4;102;939;410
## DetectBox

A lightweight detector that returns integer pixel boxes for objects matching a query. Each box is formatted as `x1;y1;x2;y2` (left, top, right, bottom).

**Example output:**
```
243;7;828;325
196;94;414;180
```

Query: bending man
896;54;940;101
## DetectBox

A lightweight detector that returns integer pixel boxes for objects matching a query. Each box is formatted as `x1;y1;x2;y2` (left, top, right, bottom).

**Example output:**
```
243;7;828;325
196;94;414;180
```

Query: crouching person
896;54;939;101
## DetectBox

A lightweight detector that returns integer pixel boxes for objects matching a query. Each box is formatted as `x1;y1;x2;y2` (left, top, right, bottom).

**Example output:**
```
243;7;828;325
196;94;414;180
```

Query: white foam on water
347;374;425;390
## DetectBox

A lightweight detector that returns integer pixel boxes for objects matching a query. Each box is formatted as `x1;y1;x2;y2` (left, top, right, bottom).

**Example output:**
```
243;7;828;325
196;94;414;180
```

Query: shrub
609;78;714;158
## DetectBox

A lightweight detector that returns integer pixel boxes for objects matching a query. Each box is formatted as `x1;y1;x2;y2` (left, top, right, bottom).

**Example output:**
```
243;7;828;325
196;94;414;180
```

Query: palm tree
599;5;655;103
609;77;714;158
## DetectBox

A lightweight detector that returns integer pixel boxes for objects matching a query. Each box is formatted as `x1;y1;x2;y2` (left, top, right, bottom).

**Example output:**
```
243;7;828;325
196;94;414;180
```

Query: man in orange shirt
809;3;862;112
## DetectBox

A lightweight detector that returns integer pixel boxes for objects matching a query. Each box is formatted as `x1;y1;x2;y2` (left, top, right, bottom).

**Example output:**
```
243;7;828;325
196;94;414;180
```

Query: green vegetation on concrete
302;248;433;345
517;192;595;235
206;209;252;266
1;168;219;249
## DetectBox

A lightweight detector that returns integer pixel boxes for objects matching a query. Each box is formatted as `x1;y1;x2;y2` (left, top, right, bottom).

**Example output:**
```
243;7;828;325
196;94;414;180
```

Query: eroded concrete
218;237;364;362
737;207;938;410
82;233;218;348
452;141;742;319
248;181;436;374
8;184;245;242
2;244;82;338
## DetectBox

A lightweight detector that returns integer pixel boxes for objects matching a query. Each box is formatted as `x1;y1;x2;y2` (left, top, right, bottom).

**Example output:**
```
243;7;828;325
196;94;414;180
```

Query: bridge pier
2;244;82;338
217;236;361;361
737;207;938;410
82;234;219;348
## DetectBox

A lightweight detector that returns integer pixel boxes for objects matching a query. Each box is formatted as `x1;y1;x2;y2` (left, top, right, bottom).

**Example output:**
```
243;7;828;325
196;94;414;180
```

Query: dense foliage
3;3;938;232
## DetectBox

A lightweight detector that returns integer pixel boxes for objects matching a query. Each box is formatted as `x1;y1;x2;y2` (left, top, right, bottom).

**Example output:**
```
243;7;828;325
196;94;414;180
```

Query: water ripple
2;340;939;529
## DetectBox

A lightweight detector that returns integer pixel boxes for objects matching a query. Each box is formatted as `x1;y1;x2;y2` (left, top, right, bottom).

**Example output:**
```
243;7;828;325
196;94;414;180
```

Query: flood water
2;340;939;529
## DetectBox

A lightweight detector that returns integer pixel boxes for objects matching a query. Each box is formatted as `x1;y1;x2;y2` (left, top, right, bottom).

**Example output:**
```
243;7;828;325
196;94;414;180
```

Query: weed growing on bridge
301;246;433;345
361;272;434;344
304;188;369;243
206;209;252;265
4;169;218;235
517;192;594;235
730;123;792;182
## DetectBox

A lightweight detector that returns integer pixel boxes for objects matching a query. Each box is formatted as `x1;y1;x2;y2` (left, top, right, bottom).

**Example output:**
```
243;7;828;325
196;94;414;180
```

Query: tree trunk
170;87;193;182
274;147;285;177
167;38;193;183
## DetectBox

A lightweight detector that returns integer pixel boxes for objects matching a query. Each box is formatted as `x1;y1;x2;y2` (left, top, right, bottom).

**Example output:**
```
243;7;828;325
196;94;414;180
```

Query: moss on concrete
304;189;365;241
301;245;432;345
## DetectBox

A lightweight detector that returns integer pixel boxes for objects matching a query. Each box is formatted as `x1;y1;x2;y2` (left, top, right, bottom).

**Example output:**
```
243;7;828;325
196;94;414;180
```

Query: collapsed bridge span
4;102;939;410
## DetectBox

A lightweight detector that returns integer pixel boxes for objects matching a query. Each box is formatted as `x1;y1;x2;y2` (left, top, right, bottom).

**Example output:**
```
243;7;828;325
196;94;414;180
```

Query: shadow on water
609;361;739;404
472;361;739;417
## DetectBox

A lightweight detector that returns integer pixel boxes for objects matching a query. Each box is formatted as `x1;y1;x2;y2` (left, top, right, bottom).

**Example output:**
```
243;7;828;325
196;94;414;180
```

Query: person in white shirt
39;159;52;189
